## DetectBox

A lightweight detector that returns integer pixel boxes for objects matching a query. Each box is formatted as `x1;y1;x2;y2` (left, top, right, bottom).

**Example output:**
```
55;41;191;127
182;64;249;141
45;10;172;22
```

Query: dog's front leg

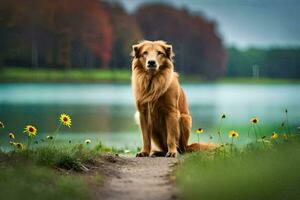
165;111;180;157
136;111;151;157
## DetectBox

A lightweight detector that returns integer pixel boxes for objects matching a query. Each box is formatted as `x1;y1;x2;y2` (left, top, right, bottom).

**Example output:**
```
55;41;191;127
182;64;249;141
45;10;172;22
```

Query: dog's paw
166;151;177;158
136;152;149;157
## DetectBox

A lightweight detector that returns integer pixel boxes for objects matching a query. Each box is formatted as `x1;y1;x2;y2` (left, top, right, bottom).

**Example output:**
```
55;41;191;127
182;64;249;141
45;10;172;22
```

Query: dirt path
95;155;178;200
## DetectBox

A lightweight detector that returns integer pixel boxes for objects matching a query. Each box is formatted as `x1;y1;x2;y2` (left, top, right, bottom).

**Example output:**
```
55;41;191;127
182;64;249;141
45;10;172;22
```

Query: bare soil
94;154;178;200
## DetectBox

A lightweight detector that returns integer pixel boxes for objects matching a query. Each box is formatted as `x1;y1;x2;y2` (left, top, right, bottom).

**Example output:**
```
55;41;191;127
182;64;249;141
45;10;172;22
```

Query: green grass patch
0;164;90;200
1;67;299;83
0;67;131;83
176;138;300;200
0;142;113;200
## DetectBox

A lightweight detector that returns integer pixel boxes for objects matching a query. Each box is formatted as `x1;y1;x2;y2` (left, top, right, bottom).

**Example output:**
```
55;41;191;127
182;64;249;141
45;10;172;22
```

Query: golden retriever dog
131;40;215;157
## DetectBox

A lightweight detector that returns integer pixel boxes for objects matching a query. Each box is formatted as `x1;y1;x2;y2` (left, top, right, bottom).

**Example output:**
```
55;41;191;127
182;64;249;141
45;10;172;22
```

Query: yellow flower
229;130;239;138
46;135;53;140
196;128;204;134
250;117;259;124
60;113;72;127
8;133;15;139
221;114;226;119
271;132;279;139
0;121;4;128
85;139;91;144
24;125;37;137
15;143;24;150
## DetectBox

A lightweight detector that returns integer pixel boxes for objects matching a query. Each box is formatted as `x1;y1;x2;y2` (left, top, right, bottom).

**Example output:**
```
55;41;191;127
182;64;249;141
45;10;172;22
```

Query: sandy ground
94;155;178;200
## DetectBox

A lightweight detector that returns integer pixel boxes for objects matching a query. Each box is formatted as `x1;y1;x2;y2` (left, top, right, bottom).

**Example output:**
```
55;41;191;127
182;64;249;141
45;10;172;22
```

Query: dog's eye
142;51;148;56
157;51;165;56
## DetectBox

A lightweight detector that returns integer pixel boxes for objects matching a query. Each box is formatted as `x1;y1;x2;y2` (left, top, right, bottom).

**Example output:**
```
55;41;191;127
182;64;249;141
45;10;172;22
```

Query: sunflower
24;125;37;137
60;113;72;127
85;139;91;144
229;130;239;138
250;117;259;124
8;133;15;139
196;128;204;134
221;114;226;119
271;132;279;139
15;143;24;150
0;121;4;128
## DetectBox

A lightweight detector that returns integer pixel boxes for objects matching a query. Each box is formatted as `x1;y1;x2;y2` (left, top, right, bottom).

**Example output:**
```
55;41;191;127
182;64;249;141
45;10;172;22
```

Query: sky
118;0;300;48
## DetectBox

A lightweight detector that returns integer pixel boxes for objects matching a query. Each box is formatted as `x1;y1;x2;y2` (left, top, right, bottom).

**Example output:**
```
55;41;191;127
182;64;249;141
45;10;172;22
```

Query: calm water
0;83;299;149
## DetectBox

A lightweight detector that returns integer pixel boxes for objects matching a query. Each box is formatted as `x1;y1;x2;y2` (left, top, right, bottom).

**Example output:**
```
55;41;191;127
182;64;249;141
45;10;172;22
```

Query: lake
0;83;299;149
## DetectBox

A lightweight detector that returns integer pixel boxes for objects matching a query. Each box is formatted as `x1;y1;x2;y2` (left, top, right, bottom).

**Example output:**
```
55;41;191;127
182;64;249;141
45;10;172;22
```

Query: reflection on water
0;83;299;148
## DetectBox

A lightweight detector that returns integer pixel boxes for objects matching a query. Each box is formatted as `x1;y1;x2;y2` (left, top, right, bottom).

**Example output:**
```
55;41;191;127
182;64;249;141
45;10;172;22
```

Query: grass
176;137;300;200
0;164;90;200
1;67;300;83
0;67;131;83
0;141;118;200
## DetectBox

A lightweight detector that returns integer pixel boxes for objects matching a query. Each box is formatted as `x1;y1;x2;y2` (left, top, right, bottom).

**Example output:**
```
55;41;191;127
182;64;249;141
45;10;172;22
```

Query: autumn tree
103;1;143;69
135;4;227;79
0;0;113;69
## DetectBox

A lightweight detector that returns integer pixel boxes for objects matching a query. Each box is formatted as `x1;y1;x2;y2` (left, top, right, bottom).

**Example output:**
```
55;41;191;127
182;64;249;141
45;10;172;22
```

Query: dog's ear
164;44;175;60
131;44;140;58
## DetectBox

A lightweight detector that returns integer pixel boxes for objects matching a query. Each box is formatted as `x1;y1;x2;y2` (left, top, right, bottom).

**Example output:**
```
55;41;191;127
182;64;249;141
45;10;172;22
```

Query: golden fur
131;40;215;157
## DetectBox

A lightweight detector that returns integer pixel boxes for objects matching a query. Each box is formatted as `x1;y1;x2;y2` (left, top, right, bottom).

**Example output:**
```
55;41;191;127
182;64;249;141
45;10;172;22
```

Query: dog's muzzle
147;60;157;70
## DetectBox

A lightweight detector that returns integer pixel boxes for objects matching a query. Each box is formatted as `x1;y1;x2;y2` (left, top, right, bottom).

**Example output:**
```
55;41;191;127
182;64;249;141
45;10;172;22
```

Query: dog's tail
186;142;218;152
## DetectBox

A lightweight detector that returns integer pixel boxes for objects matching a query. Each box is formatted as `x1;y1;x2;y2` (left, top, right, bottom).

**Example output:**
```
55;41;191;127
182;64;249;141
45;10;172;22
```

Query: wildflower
229;130;239;138
250;117;259;124
271;132;279;139
85;139;91;144
47;135;53;140
8;133;15;139
0;121;4;128
24;125;37;137
196;128;204;134
15;143;24;150
221;114;226;119
59;113;72;127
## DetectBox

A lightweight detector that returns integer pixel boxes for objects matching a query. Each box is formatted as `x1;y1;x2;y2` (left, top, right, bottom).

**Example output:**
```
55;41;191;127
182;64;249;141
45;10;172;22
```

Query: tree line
0;0;299;79
227;47;300;79
0;0;227;79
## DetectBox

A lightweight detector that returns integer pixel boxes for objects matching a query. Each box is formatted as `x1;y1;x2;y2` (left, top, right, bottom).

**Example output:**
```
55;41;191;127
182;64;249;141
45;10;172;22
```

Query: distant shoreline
1;67;300;84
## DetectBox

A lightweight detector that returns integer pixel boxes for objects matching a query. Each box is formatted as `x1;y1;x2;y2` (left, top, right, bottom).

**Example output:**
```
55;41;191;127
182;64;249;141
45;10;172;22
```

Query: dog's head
131;40;174;73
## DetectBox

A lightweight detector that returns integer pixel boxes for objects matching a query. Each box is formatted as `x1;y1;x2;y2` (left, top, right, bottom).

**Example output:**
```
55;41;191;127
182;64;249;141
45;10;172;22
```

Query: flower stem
285;111;291;135
52;123;62;144
253;124;258;142
217;119;224;143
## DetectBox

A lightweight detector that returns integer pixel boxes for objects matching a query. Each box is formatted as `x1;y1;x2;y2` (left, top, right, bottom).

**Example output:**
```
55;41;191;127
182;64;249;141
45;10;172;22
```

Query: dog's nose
147;60;156;66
